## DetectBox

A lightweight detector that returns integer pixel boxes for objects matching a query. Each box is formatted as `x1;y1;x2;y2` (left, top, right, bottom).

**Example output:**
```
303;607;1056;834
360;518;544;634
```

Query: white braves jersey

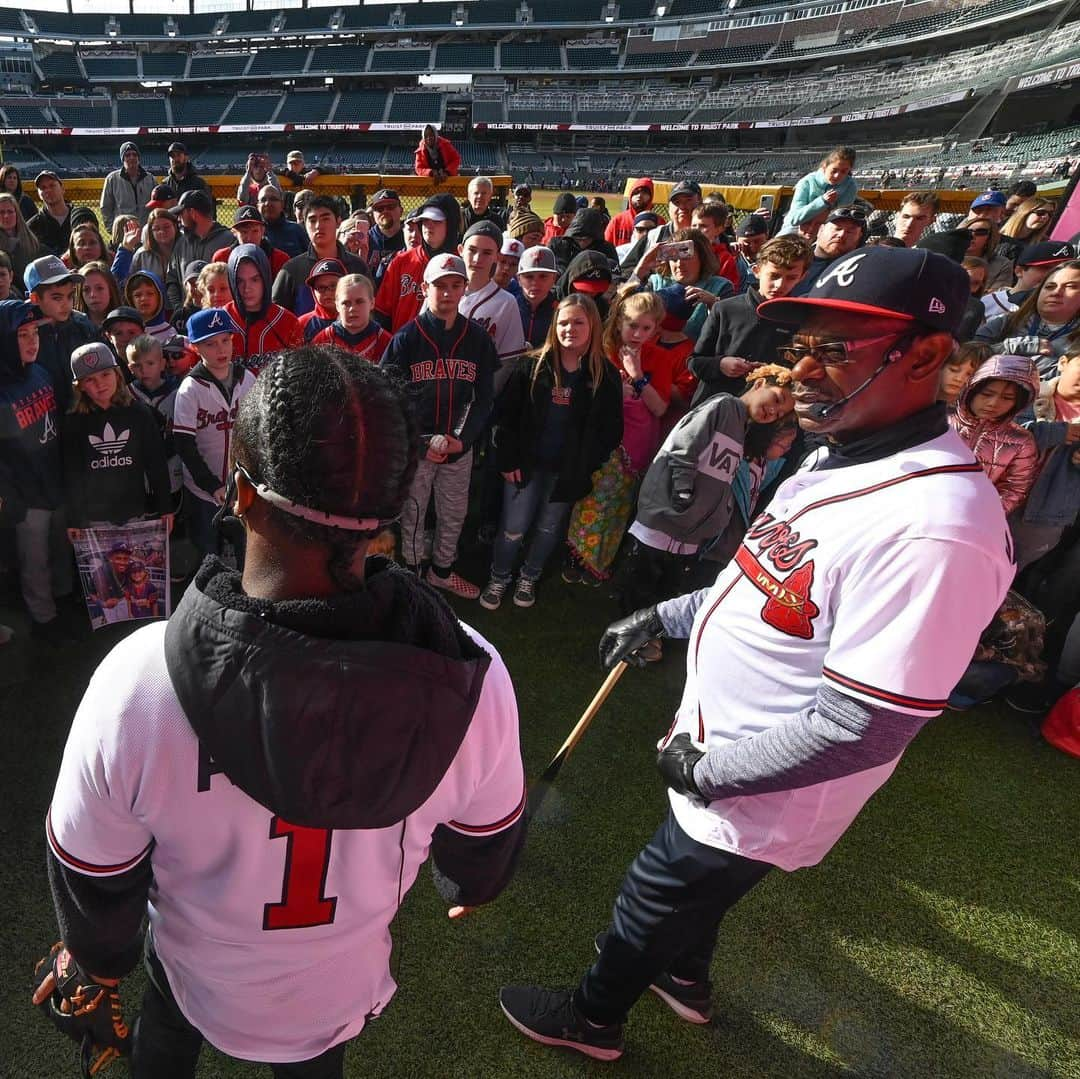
46;621;525;1063
459;281;526;361
668;430;1014;870
172;366;256;504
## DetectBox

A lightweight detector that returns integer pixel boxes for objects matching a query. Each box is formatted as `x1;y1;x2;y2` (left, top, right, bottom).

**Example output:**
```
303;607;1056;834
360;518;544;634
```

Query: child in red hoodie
298;257;344;342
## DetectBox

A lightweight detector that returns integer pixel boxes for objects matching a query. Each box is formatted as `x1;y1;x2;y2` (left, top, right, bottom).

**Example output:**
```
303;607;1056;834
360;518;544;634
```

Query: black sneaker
479;578;508;611
513;578;536;608
499;986;624;1061
561;562;582;584
594;932;713;1025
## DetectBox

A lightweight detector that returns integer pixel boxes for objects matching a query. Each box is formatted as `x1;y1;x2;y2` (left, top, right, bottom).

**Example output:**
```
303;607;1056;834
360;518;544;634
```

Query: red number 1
263;817;338;930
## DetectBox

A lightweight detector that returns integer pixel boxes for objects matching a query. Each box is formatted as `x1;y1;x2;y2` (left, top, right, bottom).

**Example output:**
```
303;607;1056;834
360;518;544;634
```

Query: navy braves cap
147;184;177;209
174;189;214;217
758;246;970;336
1018;240;1075;266
971;190;1007;210
234;205;264;226
24;255;82;294
187;307;241;344
738;213;769;238
306;258;346;285
370;187;400;208
633;211;660;228
183;260;208;283
70;341;118;381
669;180;702;200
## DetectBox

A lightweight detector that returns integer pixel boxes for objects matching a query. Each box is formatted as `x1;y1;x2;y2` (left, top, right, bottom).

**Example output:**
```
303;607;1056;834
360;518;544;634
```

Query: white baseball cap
500;235;525;259
423;253;468;284
416;205;447;223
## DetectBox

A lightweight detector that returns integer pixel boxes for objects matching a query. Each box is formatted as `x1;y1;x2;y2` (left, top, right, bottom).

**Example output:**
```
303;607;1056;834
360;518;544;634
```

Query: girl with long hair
74;261;123;328
64;223;107;271
780;146;857;233
0;164;37;222
957;214;1013;291
977;260;1080;378
479;294;622;609
0;191;41;285
998;196;1057;263
114;207;179;287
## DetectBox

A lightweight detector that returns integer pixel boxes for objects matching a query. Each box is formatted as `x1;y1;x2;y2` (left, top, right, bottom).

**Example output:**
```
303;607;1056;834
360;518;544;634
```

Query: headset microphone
804;344;906;420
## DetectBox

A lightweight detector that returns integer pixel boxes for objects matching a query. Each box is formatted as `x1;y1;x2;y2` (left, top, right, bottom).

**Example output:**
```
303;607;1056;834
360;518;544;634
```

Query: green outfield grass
524;191;622;222
2;546;1078;1078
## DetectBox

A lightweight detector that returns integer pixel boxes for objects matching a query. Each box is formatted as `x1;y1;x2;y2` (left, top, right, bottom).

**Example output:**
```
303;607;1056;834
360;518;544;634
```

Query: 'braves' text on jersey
667;429;1014;870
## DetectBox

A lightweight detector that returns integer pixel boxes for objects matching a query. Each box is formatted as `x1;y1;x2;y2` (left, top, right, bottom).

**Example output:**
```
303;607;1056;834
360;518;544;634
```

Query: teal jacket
781;168;858;232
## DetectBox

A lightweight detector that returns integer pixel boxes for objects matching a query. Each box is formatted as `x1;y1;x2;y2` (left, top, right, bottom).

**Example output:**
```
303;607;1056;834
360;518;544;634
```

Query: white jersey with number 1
45;620;525;1064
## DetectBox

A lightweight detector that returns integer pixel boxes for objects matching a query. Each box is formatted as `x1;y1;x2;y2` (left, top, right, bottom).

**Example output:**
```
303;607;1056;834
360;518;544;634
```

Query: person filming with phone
626;229;733;342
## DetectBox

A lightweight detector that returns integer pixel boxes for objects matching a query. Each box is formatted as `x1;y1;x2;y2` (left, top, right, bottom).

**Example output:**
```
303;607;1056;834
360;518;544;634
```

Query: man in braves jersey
38;347;526;1078
374;195;463;333
500;246;1016;1060
458;221;526;389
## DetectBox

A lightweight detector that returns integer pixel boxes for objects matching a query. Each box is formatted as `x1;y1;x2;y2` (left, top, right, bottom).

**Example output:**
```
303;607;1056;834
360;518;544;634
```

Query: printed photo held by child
479;295;623;610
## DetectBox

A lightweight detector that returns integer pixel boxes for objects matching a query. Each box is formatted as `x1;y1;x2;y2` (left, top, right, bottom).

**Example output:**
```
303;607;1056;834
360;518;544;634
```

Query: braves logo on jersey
735;511;820;639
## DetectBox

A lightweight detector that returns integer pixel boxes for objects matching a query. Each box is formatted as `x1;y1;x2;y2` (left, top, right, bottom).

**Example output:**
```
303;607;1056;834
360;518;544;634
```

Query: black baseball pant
573;808;773;1026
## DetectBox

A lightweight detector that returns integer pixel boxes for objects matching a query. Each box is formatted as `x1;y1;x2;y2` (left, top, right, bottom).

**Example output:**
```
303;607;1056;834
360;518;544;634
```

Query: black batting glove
598;605;666;670
657;733;705;799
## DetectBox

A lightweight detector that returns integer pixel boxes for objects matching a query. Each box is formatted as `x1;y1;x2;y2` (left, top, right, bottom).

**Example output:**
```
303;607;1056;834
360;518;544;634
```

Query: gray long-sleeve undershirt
655;590;929;800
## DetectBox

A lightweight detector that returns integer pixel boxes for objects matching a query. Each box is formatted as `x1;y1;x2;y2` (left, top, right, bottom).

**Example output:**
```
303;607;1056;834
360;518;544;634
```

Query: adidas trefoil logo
89;423;133;469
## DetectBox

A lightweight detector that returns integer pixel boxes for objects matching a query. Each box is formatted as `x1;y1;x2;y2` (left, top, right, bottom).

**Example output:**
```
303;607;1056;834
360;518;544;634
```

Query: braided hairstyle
232;345;418;591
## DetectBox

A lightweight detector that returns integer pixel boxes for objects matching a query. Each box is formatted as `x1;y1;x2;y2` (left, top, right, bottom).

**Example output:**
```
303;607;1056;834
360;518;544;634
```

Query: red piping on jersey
822;667;948;713
692;577;740;743
786;463;983;524
448;783;527;834
46;808;153;875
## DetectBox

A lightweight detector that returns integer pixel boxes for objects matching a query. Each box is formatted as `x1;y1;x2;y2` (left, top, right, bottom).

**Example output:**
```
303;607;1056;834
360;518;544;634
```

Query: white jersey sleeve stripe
46;808;153;877
446;783;526;836
822;666;948;714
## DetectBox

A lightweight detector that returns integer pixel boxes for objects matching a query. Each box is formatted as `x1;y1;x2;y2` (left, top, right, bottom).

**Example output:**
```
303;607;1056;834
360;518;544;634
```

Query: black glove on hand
598;605;666;670
657;733;706;799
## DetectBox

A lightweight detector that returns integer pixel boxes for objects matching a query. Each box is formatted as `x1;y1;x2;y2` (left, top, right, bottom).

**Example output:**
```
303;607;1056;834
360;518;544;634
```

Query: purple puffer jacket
950;354;1041;516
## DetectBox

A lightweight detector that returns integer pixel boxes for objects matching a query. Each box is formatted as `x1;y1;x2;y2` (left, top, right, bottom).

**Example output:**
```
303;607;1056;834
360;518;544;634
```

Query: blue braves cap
24;254;82;294
654;282;695;325
758;246;970;336
187;307;241;344
970;190;1007;210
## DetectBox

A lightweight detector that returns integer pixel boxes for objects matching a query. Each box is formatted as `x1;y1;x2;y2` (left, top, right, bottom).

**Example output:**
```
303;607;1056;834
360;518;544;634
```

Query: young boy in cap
24;255;97;412
173;308;255;557
514;246;560;348
299;257;345;341
103;306;146;361
495;235;525;292
982;241;1077;318
458;221;527;385
312;274;391;362
380;254;497;598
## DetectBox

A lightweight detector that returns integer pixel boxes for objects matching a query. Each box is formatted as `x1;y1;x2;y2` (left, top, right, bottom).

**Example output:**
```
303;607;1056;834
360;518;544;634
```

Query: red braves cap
759;246;970;336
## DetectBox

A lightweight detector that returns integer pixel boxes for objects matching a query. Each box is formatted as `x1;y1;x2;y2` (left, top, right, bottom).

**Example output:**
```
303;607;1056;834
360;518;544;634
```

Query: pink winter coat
949;353;1041;515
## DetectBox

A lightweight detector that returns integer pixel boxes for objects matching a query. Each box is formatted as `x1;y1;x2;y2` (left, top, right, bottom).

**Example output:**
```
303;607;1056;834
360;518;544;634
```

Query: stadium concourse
2;0;1080;1077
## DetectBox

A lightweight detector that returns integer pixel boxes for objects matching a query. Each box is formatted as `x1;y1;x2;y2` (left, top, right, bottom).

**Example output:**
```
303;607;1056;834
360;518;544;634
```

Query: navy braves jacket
380;308;497;462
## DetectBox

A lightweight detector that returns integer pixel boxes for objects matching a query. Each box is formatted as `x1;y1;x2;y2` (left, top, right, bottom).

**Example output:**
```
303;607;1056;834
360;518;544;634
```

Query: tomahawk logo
815;252;867;290
89;423;133;469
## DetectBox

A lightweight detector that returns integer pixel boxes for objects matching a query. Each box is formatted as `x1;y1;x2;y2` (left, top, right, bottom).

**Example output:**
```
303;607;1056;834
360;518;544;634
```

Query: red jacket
224;300;303;370
605;207;643;248
213;243;289;278
374;247;430;332
413;136;461;178
713;242;739;291
312;321;392;363
542;217;566;244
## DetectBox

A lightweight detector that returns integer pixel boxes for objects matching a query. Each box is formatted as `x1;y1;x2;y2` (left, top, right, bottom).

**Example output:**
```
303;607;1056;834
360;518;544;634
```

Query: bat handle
554;660;628;761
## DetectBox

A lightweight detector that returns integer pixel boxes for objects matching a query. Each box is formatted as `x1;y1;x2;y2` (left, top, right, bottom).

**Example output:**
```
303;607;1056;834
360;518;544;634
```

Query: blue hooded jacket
0;300;64;516
124;269;173;343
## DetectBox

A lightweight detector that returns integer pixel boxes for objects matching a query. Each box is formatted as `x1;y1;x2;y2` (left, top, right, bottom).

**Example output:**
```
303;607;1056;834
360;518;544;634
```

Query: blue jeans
490;470;571;585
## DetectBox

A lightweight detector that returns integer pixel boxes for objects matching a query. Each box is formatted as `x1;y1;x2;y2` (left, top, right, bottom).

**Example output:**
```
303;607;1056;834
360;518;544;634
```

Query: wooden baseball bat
527;661;629;818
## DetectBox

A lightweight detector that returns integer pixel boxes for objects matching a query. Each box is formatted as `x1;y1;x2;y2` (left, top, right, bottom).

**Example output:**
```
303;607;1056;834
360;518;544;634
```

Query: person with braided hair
38;345;527;1078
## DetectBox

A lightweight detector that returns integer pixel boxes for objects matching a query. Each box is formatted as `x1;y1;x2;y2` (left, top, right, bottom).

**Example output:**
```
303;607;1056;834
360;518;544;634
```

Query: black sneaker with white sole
499;986;624;1061
594;932;713;1024
479;578;508;611
513;578;536;607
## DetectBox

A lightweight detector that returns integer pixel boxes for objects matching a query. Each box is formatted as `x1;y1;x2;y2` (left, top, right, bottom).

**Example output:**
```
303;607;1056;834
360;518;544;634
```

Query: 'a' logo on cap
209;311;223;328
928;297;946;315
441;256;456;269
1053;245;1072;257
815;251;867;290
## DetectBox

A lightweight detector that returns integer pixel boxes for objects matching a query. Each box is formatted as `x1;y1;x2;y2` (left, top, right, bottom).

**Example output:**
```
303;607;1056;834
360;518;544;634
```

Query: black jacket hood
420;192;462;258
164;557;490;830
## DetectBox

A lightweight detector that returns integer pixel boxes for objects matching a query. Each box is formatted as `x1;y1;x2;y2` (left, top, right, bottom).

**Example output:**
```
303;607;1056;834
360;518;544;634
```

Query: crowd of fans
1;140;1079;714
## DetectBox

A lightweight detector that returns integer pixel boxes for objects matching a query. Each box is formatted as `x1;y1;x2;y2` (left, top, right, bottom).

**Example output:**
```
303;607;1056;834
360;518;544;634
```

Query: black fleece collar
816;403;950;470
